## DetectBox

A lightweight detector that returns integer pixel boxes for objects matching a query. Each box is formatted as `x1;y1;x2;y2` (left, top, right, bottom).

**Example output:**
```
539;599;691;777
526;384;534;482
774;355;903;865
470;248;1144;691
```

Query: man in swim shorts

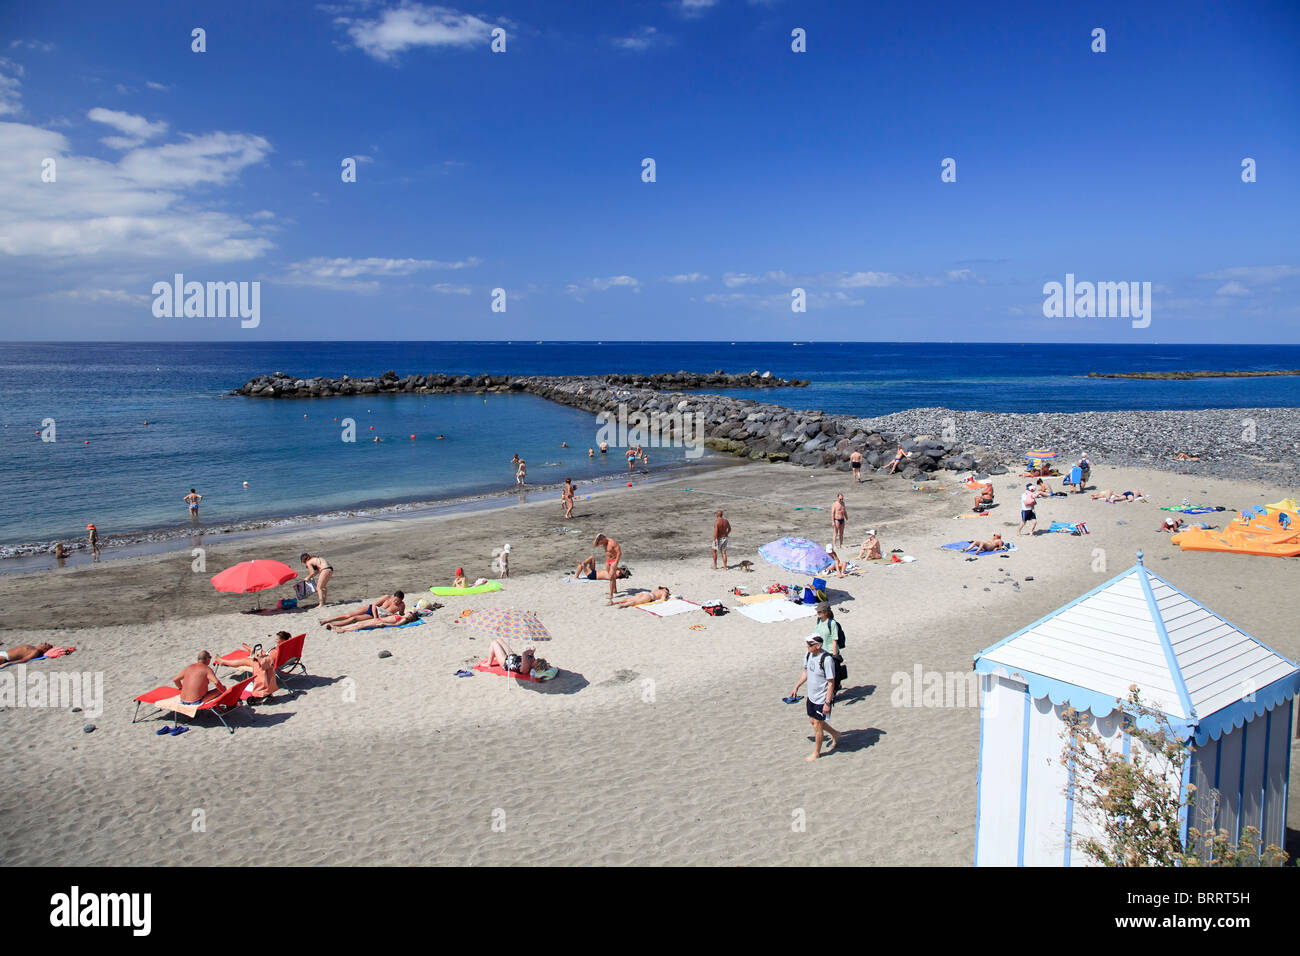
712;510;731;570
850;449;864;482
831;494;848;549
172;651;225;707
319;592;404;628
574;556;629;581
184;488;202;519
593;534;622;603
1019;485;1038;536
887;445;911;474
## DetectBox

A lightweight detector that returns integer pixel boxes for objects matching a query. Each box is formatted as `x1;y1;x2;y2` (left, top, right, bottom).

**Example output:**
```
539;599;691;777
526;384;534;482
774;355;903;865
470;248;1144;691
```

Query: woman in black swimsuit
300;552;333;608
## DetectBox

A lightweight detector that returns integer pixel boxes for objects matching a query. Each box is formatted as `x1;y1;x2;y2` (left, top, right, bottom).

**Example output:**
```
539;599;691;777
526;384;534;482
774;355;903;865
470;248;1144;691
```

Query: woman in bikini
612;586;670;608
300;552;333;608
573;556;630;580
333;609;420;632
319;593;405;628
562;478;575;519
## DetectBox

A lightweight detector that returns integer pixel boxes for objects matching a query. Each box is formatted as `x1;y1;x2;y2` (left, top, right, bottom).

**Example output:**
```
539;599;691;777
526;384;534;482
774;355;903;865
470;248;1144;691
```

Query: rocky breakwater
231;368;808;398
231;369;1013;478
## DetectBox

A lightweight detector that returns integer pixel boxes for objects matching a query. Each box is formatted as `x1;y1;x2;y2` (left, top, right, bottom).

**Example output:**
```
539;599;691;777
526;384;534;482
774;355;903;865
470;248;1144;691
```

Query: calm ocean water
2;341;1299;550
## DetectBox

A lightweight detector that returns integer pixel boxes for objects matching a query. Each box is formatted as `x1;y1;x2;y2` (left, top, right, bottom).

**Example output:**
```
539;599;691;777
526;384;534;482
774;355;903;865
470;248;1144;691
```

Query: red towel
472;660;544;682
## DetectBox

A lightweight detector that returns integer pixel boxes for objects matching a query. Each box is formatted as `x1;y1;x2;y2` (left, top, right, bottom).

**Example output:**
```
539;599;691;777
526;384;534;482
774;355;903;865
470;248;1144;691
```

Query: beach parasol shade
1024;450;1057;459
211;560;298;595
467;608;552;644
758;537;833;576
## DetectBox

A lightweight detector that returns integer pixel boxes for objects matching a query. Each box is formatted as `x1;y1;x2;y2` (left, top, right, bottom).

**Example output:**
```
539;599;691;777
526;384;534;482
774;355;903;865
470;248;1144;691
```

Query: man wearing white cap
792;633;840;761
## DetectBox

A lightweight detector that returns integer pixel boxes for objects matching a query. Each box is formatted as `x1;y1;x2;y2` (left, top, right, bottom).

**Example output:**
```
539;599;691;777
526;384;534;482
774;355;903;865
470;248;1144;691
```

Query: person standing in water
300;552;333;608
516;459;527;487
87;524;102;560
184;488;203;519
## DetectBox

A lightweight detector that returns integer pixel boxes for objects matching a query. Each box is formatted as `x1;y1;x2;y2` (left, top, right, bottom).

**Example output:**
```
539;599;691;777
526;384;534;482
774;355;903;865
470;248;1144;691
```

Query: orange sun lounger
1172;527;1300;558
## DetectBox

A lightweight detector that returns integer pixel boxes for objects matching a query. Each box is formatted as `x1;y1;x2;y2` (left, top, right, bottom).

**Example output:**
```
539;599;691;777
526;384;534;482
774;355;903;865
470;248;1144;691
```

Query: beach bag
701;601;727;617
278;598;298;610
296;580;317;599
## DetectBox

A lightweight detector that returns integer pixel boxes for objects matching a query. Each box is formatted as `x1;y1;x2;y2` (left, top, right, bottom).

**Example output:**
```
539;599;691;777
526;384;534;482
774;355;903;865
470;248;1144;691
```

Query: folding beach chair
132;678;253;734
273;633;307;686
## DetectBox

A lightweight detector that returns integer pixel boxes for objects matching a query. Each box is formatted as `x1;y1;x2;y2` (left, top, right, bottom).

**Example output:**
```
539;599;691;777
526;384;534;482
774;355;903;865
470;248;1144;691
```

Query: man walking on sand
594;534;622;604
792;633;840;761
712;510;731;570
850;449;864;482
831;494;847;549
1019;484;1039;536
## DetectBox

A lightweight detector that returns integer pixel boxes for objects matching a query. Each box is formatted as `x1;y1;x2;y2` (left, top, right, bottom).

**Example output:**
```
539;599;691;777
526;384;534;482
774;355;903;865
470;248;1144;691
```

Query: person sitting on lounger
319;593;405;628
485;639;551;677
612;586;670;608
962;535;1005;553
1092;489;1146;503
857;531;882;561
574;556;631;581
332;609;420;632
213;631;292;670
973;484;995;510
0;642;53;668
173;651;225;706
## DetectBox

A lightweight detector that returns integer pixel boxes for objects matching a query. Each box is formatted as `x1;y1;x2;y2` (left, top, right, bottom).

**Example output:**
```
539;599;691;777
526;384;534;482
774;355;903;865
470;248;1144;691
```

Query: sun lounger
132;678;253;734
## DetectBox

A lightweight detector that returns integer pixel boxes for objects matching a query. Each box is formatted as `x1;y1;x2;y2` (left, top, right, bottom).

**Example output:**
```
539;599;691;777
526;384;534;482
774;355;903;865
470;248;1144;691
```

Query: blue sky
1;0;1297;342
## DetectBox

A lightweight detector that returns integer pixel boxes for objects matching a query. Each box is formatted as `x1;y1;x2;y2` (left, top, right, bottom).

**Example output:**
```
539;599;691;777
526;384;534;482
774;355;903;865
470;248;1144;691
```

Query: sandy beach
2;458;1296;866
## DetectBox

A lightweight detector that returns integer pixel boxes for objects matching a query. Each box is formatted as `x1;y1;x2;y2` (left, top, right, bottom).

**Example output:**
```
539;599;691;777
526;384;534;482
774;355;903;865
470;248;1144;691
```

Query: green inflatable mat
429;580;503;596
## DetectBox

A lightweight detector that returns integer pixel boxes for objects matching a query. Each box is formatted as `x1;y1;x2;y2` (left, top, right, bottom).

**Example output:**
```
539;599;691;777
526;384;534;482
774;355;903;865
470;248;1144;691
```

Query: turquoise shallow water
2;340;1298;548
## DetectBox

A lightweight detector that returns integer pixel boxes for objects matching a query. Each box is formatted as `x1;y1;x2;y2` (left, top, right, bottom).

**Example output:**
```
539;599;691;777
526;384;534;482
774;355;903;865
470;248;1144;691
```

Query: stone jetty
231;369;1003;478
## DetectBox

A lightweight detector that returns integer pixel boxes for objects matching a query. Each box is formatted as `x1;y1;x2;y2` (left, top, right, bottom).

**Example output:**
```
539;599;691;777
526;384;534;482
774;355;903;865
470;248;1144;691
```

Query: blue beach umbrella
758;537;833;576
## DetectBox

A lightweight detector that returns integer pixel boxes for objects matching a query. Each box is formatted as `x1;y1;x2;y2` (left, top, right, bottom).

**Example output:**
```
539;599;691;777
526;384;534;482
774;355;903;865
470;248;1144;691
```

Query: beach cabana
973;553;1299;866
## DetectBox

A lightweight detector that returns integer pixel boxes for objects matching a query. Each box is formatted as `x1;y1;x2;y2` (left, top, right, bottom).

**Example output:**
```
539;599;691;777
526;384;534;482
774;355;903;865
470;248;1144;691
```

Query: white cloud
432;282;471;295
1197;265;1300;284
565;275;641;300
0;120;275;263
338;4;497;62
42;288;150;305
1215;281;1252;297
116;131;272;187
723;270;792;288
677;0;718;16
9;40;54;52
613;26;660;51
87;107;168;149
665;272;708;283
145;81;171;91
0;59;23;115
280;256;480;292
839;271;899;288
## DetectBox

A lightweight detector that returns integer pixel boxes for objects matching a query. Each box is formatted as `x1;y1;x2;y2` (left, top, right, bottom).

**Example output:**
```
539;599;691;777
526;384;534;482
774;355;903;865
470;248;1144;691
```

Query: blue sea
2;341;1299;554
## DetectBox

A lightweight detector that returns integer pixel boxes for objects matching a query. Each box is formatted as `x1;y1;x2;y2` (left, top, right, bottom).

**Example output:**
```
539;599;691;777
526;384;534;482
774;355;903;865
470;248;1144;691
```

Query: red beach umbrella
211;560;298;609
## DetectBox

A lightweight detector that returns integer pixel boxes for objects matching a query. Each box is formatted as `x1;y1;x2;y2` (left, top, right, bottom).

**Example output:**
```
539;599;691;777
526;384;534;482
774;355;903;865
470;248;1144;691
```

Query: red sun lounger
215;633;306;684
132;678;253;734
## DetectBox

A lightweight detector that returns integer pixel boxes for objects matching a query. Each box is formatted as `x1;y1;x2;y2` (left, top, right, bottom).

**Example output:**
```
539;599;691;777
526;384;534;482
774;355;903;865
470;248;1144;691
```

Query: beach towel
942;541;1017;555
636;598;701;617
1047;521;1088;534
954;512;991;519
392;617;426;629
472;660;555;682
732;600;819;623
430;580;503;596
737;592;784;605
1160;506;1221;515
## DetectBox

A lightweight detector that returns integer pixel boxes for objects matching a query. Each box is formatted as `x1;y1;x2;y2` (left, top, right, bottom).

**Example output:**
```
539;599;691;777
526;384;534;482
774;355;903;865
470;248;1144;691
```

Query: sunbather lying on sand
332;609;420;632
962;535;1005;553
320;592;405;627
1159;517;1217;532
485;639;551;677
574;556;631;580
612;586;670;608
213;631;291;669
0;642;53;668
1091;489;1146;503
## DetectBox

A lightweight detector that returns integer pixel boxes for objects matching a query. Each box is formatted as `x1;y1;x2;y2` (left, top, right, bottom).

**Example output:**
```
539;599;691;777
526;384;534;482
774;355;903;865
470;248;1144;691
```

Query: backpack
818;650;848;690
824;619;845;649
